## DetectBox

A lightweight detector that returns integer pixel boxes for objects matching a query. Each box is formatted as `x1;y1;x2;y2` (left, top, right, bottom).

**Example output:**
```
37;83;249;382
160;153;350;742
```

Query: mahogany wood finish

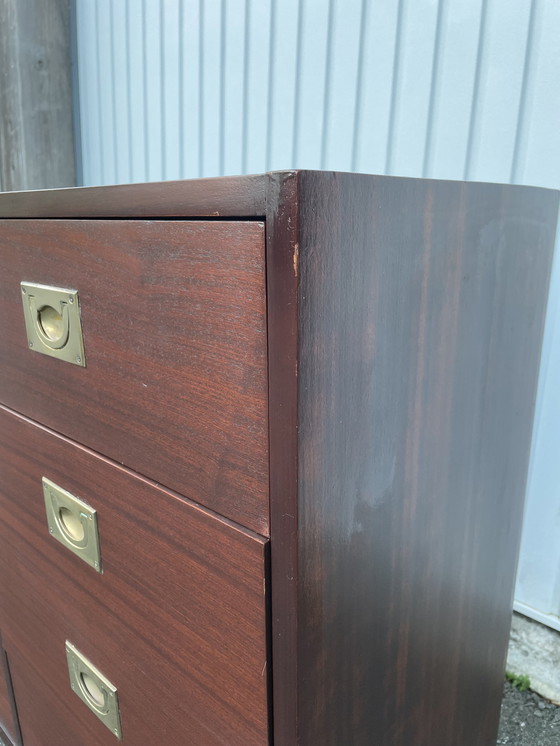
0;406;269;746
0;174;267;218
264;172;300;744
290;172;558;745
0;219;268;534
0;172;557;746
0;637;20;746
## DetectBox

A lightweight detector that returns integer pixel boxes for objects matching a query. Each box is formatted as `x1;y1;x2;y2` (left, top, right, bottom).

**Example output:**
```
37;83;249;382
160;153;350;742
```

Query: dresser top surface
0;170;556;219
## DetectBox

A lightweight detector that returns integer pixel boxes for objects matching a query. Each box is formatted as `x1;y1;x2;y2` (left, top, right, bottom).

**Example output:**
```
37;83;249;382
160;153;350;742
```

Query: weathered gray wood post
0;0;76;191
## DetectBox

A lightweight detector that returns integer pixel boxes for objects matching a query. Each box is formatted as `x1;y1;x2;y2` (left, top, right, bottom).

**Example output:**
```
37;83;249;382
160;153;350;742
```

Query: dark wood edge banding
266;171;300;745
0;636;22;746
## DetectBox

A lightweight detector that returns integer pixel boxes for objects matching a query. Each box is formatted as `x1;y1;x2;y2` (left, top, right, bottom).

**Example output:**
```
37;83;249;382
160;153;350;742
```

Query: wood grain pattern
290;172;558;745
0;174;267;218
0;219;269;534
1;172;558;746
0;636;20;746
0;405;269;746
265;171;300;746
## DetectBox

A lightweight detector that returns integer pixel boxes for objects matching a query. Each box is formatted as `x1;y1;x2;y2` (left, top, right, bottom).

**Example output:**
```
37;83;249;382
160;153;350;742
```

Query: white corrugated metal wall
75;0;560;630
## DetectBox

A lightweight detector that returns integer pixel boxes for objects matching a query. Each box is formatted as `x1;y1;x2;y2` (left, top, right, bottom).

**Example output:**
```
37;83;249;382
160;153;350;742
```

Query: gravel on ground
498;679;560;745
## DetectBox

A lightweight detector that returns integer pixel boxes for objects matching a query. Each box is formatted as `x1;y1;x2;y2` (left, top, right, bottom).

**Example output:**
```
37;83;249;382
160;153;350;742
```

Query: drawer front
0;219;268;534
0;406;269;745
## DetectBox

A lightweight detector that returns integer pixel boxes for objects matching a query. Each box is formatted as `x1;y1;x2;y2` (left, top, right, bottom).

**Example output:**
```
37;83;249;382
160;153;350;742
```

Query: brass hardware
20;282;86;366
43;478;102;572
65;642;122;740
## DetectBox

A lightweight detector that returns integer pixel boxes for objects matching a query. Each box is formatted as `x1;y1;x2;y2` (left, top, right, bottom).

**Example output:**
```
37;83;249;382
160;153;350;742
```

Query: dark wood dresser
0;172;557;745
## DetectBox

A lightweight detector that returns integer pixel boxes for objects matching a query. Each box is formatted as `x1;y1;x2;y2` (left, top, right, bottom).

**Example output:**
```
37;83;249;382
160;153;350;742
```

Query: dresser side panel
295;172;558;745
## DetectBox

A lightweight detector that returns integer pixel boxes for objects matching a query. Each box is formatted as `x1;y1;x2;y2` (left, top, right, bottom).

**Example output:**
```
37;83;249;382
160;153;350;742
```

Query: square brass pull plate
43;477;102;572
66;641;122;740
21;282;86;366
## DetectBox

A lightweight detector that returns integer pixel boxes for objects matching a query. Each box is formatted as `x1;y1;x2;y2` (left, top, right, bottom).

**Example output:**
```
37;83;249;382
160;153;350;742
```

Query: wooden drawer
0;219;268;534
0;406;269;745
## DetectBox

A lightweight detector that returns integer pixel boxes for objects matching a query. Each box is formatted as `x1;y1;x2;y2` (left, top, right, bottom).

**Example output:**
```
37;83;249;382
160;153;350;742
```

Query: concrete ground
506;612;560;704
496;611;560;745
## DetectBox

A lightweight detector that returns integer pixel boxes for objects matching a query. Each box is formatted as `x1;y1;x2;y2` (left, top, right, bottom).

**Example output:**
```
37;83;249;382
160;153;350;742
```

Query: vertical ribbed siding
75;0;560;630
75;0;560;189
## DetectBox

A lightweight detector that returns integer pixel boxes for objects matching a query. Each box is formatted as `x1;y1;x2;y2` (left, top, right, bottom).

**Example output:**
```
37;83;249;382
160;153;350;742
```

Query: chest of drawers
0;171;557;745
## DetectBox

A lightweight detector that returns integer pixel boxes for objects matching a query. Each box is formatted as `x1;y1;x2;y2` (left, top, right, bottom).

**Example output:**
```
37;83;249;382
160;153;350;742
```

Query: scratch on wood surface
293;242;299;278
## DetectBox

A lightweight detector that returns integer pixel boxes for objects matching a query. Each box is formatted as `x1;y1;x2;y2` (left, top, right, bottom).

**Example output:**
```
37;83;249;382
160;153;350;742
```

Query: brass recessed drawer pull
21;282;86;366
66;641;122;740
43;477;102;572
